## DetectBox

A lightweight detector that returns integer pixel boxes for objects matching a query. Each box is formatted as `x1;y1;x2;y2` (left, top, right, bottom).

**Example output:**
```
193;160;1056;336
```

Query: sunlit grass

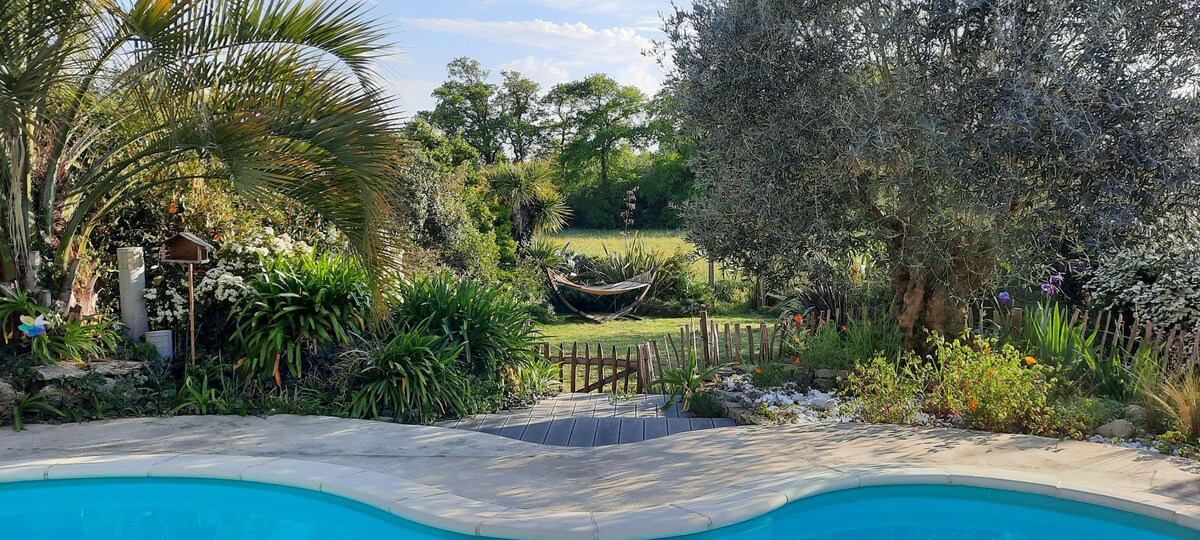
545;229;738;276
537;314;774;352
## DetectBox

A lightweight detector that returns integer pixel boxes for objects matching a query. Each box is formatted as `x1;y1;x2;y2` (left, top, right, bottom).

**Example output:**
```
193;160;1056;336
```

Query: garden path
435;394;737;446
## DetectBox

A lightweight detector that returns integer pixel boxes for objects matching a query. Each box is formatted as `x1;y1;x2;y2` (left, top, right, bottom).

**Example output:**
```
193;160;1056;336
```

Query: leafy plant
391;273;540;389
688;390;726;418
651;352;724;412
33;318;121;366
1137;359;1200;441
0;285;44;344
231;252;369;383
12;390;64;432
842;354;923;425
511;357;563;402
344;327;469;423
749;363;788;388
171;372;229;416
1017;302;1131;399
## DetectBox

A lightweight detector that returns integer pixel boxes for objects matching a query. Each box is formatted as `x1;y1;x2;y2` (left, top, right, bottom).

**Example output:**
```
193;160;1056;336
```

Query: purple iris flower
998;292;1012;305
1041;283;1056;297
1049;274;1064;287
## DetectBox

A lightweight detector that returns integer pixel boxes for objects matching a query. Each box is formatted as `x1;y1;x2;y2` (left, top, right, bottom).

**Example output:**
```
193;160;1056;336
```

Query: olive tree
665;0;1200;338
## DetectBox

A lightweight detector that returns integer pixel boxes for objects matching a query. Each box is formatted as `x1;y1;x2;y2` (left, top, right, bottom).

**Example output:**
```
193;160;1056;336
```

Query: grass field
545;229;732;275
538;314;774;351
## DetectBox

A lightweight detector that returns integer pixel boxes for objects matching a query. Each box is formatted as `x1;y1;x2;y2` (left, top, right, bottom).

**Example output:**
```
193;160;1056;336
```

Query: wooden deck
436;394;737;446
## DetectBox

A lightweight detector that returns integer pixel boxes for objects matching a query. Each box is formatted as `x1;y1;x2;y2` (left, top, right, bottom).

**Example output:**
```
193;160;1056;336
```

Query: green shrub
749;363;789;388
511;357;563;402
344;326;469;423
392;273;540;392
1014;302;1131;400
843;315;903;365
842;354;923;424
651;352;723;412
795;323;850;371
689;390;726;418
1136;353;1200;441
230;252;369;382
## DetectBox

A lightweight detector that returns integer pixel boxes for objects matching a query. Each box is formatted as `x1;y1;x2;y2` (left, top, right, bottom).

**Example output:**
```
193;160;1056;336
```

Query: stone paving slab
1;415;1198;536
435;394;723;446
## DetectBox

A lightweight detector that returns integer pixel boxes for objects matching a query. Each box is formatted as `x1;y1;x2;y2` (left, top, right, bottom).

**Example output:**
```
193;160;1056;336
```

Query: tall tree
427;57;504;164
0;0;403;310
555;75;647;190
497;71;545;163
487;161;571;253
666;0;1200;339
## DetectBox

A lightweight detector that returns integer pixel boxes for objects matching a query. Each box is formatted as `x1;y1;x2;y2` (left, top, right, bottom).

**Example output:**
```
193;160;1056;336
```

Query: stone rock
814;378;837;392
815;369;836;379
1122;404;1146;424
91;361;144;377
34;364;87;381
1095;419;1136;439
0;378;16;415
836;370;851;379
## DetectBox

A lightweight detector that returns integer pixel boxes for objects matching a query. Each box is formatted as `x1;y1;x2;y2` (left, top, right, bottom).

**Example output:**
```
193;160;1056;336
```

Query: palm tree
487;161;571;253
0;0;403;311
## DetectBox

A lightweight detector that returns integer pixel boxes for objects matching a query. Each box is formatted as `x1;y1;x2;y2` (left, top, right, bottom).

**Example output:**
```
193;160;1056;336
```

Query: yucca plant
488;161;572;253
231;252;369;383
391;273;540;387
651;352;725;412
344;326;469;423
0;0;403;312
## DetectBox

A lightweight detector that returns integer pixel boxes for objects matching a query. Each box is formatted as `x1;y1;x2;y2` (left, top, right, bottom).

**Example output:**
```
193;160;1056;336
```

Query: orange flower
168;202;178;214
987;369;997;377
839;325;847;331
754;367;763;374
794;314;804;324
1024;356;1037;365
793;357;802;364
968;399;978;411
983;347;991;355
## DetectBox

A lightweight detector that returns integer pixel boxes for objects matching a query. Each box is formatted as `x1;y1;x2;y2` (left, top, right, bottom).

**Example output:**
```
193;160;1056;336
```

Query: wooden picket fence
967;305;1200;370
540;343;651;394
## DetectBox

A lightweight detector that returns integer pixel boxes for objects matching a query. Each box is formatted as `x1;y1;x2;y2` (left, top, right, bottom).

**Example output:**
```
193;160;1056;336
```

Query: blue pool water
0;478;1195;539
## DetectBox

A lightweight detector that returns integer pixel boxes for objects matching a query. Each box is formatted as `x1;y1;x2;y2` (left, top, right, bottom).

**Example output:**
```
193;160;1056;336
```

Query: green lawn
546;229;735;276
537;314;775;352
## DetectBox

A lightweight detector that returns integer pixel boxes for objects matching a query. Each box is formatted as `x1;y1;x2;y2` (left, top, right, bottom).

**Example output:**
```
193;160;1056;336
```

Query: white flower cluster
143;227;327;328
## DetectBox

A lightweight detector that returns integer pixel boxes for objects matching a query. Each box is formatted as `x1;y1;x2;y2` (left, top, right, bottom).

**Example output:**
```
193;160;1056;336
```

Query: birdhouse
160;232;213;265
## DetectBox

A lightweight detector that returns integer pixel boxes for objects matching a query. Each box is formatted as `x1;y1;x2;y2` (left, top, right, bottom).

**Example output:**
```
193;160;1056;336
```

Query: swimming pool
1;477;1195;539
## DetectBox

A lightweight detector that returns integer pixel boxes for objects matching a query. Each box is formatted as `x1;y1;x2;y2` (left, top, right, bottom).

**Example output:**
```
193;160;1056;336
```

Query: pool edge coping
0;453;1196;539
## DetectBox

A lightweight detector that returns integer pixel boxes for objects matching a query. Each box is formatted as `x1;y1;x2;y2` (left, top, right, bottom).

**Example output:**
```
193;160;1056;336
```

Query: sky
369;1;684;117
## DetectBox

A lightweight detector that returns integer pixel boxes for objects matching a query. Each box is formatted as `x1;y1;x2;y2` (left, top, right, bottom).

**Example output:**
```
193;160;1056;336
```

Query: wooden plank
1125;314;1141;356
518;419;553;444
699;311;710;367
734;323;742;363
746;325;755;364
593;418;623;446
622;347;632;393
724;323;732;363
610;345;620;393
542;418;576;446
618;419;645;444
567;417;599;447
643;420;668;440
665;418;692;435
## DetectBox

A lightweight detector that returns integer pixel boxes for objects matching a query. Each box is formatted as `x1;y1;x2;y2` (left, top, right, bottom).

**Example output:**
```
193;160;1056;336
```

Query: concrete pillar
116;247;148;339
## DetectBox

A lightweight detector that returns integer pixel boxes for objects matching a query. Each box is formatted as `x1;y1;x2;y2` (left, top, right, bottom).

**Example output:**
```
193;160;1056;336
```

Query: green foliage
511;357;563;403
230;252;370;381
843;355;924;425
652;353;724;412
666;0;1200;337
12;390;64;432
1012;303;1132;400
345;326;470;423
1135;353;1200;441
1;0;404;305
749;363;789;389
688;390;726;419
392;273;540;391
844;333;1080;436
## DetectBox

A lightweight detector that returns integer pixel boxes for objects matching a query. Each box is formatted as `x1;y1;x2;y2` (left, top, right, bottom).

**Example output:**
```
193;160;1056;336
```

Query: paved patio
2;416;1198;537
435;394;737;445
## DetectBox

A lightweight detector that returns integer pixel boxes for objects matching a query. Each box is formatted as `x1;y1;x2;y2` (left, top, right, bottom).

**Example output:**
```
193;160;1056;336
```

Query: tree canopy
665;0;1200;337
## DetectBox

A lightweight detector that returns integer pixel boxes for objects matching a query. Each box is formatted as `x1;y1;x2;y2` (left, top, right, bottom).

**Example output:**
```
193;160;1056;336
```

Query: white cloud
498;56;573;88
397;17;666;96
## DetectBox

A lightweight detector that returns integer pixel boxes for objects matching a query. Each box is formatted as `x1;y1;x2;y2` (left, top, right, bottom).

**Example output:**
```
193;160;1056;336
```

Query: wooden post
187;262;196;365
698;311;710;367
708;260;715;287
734;323;742;363
610;345;619;393
1011;307;1023;335
746;325;754;364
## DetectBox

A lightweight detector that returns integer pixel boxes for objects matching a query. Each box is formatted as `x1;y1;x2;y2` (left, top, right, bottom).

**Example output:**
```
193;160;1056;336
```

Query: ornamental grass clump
230;252;369;383
344;325;470;424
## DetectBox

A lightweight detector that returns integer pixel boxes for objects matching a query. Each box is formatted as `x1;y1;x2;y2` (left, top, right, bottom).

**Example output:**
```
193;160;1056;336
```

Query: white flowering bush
144;228;324;331
1086;246;1200;328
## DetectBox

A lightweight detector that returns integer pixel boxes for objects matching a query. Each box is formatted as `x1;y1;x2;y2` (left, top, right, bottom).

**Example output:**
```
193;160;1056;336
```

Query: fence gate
541;343;651;394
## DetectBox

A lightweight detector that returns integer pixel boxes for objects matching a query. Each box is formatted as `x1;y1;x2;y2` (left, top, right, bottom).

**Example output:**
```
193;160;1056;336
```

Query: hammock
546;268;656;323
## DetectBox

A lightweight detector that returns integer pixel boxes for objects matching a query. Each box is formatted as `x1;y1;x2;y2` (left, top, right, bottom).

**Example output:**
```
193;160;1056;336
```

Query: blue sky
369;1;683;116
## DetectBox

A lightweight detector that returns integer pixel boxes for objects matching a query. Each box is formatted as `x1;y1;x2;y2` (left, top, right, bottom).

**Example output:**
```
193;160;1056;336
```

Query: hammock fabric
546;268;656;323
